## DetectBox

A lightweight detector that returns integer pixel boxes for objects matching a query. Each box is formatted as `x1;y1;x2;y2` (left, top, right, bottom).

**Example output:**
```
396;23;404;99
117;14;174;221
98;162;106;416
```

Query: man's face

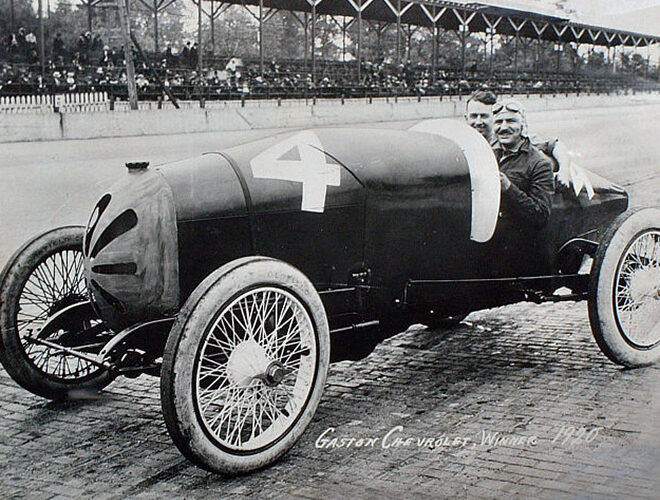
465;100;494;140
494;111;524;147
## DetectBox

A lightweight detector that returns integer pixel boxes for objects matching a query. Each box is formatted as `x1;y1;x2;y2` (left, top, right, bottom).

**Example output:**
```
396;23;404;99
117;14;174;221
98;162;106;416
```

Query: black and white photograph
1;0;659;498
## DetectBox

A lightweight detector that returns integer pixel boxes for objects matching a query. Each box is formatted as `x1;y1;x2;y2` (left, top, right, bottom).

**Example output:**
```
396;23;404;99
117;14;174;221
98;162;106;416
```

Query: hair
466;90;497;107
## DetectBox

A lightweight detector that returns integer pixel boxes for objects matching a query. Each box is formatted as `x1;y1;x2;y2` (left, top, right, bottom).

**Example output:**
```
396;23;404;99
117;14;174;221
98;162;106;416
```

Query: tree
130;0;189;56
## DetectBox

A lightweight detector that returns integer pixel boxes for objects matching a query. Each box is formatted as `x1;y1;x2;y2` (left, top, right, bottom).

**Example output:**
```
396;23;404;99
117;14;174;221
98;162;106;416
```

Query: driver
492;99;554;229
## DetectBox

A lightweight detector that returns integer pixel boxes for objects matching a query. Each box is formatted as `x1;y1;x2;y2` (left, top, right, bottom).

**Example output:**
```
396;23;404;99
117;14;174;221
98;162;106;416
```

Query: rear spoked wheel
0;226;114;399
589;208;660;367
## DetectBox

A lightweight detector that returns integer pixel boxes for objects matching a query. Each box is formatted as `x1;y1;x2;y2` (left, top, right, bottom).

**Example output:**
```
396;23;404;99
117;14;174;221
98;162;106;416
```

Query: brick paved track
2;301;659;499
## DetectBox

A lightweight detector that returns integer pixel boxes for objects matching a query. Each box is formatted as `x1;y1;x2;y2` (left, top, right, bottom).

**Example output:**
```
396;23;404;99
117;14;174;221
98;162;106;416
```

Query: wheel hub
226;339;271;388
264;361;285;386
628;268;660;304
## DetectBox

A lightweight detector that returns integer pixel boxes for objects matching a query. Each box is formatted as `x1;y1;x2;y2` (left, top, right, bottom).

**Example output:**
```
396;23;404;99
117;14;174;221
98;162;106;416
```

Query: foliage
0;0;655;83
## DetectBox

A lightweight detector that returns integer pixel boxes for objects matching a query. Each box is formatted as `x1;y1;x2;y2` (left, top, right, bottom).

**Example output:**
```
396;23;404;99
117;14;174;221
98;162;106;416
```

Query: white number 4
250;131;340;213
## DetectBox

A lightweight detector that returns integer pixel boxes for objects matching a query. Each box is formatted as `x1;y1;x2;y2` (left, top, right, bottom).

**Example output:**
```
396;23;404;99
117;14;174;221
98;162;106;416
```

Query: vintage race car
0;120;658;475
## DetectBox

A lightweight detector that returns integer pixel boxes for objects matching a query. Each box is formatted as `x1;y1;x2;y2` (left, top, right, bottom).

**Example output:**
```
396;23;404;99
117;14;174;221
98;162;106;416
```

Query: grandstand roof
209;0;660;47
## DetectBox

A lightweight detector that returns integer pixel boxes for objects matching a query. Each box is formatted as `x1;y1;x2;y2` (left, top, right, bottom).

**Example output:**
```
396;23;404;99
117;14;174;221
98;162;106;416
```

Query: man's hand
500;172;512;191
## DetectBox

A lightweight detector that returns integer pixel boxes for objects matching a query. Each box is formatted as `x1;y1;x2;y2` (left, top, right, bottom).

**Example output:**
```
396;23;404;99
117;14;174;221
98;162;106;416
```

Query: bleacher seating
0;55;656;111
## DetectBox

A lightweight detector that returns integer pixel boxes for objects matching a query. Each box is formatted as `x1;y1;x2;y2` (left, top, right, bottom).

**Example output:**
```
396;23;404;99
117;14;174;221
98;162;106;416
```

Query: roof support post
259;0;264;75
396;0;401;65
450;7;476;80
38;0;45;88
632;37;642;78
459;24;467;79
306;0;326;85
153;0;159;54
206;2;231;57
514;31;519;89
552;24;569;78
311;2;317;86
116;0;138;110
419;2;446;80
87;0;93;33
530;21;547;75
304;13;309;74
490;30;495;78
197;0;204;106
432;22;438;83
385;0;412;65
556;41;562;76
357;0;362;82
481;15;501;80
210;1;216;54
9;0;14;35
507;18;526;91
480;33;487;69
342;17;348;62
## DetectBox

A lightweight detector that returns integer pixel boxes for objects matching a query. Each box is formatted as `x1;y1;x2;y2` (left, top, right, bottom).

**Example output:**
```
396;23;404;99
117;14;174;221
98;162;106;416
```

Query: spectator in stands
110;46;120;66
189;43;198;68
101;45;112;67
181;42;191;67
15;28;26;58
25;31;37;63
91;34;104;65
76;33;86;64
52;33;65;63
164;44;175;67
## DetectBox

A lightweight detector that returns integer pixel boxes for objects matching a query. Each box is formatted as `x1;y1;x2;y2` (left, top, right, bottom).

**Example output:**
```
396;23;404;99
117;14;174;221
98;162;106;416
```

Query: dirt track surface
1;102;659;498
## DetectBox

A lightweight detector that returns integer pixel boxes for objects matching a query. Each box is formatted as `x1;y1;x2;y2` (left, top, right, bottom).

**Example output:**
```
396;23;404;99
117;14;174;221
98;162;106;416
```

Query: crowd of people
0;27;651;103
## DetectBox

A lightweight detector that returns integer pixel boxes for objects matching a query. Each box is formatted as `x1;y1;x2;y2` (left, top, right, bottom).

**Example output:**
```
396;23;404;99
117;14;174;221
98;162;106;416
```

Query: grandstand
1;0;659;109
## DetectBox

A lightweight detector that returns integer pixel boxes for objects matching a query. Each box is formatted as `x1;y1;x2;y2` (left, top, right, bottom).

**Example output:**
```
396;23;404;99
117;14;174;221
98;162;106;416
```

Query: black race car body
83;120;628;335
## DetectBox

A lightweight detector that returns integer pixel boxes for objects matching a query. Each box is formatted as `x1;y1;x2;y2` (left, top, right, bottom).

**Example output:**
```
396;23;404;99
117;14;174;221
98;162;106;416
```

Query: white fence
0;91;458;114
0;92;109;114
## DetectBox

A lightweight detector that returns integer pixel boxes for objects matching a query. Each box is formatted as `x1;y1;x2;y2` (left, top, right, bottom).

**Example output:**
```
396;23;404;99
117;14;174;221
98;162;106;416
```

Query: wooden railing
0;92;109;114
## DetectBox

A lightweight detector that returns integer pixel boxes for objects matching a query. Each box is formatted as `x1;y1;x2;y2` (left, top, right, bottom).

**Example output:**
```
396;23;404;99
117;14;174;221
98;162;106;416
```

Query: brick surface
1;301;659;498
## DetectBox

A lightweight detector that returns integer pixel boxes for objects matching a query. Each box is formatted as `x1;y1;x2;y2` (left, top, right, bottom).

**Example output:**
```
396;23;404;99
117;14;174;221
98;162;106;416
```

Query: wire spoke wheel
195;287;316;452
161;257;329;475
0;227;114;399
613;230;660;348
18;249;102;380
589;208;660;367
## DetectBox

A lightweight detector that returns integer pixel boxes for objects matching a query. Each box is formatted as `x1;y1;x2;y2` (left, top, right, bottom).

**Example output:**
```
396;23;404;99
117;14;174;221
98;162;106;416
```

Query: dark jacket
494;137;554;229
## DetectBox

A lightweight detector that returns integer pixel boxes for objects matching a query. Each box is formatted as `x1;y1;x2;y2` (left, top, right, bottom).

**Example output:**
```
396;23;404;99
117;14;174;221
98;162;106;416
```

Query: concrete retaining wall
2;92;658;143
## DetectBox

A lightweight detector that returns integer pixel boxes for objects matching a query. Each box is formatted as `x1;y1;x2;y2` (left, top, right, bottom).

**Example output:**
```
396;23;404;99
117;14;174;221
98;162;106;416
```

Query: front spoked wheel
161;257;329;475
0;226;114;399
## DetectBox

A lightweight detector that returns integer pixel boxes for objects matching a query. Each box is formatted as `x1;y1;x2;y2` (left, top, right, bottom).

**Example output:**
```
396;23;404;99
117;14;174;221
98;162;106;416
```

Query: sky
455;1;660;36
568;0;660;16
